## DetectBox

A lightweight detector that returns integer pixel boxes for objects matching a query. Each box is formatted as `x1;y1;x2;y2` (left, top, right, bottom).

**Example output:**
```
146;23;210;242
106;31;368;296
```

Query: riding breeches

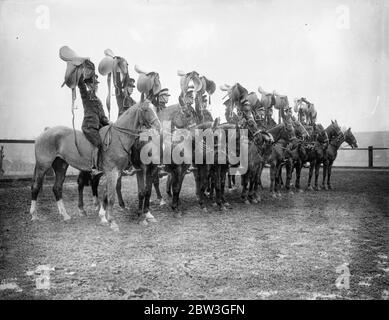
82;126;102;148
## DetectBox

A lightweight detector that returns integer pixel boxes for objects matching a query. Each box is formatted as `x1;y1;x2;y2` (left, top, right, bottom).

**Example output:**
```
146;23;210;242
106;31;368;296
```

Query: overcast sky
0;0;388;139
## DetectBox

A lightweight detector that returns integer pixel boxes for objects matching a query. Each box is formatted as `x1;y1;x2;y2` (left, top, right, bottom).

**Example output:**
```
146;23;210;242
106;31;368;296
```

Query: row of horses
29;61;358;228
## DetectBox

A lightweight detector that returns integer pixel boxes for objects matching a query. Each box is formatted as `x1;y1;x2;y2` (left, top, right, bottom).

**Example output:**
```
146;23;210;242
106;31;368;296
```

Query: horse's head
139;101;161;133
343;127;358;149
326;120;342;141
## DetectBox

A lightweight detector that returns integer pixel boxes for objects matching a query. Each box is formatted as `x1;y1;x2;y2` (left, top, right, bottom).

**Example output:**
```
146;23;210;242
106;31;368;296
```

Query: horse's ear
331;120;334;124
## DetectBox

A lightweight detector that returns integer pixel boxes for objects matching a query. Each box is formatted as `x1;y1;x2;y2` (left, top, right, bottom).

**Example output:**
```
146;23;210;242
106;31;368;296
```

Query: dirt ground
0;168;388;300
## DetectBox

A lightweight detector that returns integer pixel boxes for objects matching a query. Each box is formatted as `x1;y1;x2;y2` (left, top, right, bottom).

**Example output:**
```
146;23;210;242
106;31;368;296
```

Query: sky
0;0;388;139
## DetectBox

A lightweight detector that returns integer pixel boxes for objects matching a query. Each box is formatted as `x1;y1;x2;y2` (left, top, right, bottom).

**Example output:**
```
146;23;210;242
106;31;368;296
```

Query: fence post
0;145;4;176
368;146;373;168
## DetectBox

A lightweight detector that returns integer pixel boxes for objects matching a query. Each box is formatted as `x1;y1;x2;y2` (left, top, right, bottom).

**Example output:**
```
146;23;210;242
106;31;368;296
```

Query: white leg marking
57;200;71;221
99;206;108;224
145;211;157;223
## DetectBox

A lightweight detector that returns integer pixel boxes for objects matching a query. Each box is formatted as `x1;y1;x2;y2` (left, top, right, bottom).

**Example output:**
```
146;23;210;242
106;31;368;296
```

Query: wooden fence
0;140;388;178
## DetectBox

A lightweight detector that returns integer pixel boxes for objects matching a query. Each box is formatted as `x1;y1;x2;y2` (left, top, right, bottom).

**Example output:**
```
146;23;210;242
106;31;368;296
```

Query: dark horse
30;101;161;226
307;120;342;191
322;127;358;190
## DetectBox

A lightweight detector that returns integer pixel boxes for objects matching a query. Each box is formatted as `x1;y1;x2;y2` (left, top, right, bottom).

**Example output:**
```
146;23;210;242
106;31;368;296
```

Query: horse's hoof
159;199;167;206
277;192;282;198
288;190;294;195
271;193;277;199
224;202;231;207
251;198;258;204
145;212;157;223
244;200;250;205
314;186;320;191
323;185;328;191
100;218;109;225
298;188;304;193
173;211;182;218
202;207;208;213
307;186;313;191
110;221;120;232
328;185;332;190
77;208;87;217
221;205;228;212
139;219;148;226
31;214;39;221
63;214;71;221
212;202;217;207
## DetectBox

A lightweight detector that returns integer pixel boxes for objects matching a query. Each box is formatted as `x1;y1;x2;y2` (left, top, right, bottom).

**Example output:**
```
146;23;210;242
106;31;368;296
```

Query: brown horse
30;101;161;227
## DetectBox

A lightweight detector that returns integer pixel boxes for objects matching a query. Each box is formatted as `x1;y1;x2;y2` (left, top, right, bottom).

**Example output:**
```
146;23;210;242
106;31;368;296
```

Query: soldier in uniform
116;74;137;118
79;73;111;175
152;88;170;113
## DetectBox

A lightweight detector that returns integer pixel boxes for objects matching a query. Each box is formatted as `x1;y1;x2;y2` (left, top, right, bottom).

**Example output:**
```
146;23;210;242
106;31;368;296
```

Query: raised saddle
177;70;203;95
59;46;94;89
98;49;130;116
135;65;161;97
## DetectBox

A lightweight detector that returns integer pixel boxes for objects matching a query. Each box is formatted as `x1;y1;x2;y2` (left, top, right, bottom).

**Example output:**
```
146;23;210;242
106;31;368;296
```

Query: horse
30;101;161;226
322;127;358;190
241;129;274;204
278;119;310;192
284;123;327;192
307;120;342;191
263;119;307;198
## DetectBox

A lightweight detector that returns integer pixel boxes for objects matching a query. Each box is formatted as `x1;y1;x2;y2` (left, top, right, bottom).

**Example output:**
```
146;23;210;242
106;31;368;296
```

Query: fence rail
0;140;388;178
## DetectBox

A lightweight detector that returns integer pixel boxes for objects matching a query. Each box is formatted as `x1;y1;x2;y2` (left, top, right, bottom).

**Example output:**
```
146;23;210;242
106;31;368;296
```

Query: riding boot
91;147;103;176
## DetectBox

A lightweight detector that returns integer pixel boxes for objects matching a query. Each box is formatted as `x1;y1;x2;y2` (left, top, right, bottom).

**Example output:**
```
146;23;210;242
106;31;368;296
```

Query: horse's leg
228;174;233;189
269;161;277;198
166;173;172;198
327;160;334;189
77;171;87;216
51;157;71;221
104;169;120;226
171;165;186;217
295;162;303;192
136;169;147;224
213;165;223;210
116;172;125;209
314;159;321;191
144;165;157;223
307;160;314;191
220;165;229;206
322;159;328;190
241;173;250;204
91;174;100;212
198;165;209;211
30;164;51;221
285;161;293;193
153;169;166;206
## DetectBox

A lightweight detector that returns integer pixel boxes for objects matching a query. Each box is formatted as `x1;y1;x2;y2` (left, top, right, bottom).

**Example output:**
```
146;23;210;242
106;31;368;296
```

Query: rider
116;73;136;118
152;88;171;113
78;73;111;176
115;73;139;176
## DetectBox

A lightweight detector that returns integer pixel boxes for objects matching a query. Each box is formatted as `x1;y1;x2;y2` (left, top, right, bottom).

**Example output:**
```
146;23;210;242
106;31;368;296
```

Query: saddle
59;46;93;89
177;70;202;95
98;49;129;118
135;65;161;97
